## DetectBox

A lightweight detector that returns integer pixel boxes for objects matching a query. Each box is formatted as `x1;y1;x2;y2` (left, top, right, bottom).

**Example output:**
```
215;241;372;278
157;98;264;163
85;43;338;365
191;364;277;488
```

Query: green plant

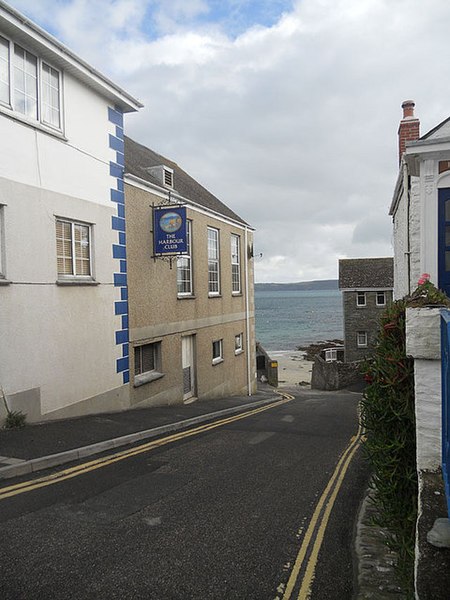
4;409;26;429
361;299;416;596
1;386;26;429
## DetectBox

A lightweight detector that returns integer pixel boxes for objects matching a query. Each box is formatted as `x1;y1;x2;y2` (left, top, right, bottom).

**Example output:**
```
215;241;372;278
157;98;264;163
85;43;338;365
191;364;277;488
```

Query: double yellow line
0;395;292;502
282;420;363;600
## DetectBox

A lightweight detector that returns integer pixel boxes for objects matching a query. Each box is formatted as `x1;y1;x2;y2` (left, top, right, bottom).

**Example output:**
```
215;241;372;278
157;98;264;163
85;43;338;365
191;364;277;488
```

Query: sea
255;289;343;352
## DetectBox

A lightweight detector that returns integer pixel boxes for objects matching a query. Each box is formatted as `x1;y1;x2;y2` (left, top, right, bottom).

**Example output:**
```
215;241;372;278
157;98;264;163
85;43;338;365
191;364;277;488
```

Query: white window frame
56;218;92;280
231;234;241;294
234;333;243;355
134;341;163;386
212;339;223;365
0;34;63;132
208;227;220;296
177;219;193;296
356;291;366;307
376;291;386;306
357;331;368;348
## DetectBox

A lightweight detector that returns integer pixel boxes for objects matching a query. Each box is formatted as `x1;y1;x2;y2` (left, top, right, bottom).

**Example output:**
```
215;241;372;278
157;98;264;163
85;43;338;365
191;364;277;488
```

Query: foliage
4;409;26;429
1;386;26;429
407;272;450;307
361;299;416;595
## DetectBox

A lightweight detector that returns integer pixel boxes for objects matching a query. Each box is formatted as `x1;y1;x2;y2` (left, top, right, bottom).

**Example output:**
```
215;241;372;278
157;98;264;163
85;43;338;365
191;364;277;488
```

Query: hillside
255;279;338;292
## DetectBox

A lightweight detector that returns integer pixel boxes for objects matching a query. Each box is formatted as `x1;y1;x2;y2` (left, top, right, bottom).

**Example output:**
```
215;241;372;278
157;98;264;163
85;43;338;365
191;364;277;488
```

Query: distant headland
255;279;338;292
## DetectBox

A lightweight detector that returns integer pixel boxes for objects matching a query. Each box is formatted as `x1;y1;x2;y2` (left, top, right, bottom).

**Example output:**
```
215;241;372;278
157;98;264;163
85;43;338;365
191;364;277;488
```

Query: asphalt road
0;389;370;600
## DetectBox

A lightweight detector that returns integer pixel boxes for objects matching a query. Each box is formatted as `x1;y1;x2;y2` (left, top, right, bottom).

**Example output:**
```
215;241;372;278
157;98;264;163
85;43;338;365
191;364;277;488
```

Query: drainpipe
406;174;411;295
244;226;252;396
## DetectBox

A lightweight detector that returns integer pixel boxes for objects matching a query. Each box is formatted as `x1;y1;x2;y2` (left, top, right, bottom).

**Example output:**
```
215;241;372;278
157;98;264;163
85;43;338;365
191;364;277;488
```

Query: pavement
0;389;280;480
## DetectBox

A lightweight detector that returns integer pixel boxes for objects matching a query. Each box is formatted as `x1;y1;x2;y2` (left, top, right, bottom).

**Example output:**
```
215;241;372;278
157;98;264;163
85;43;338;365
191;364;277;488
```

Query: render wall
0;66;128;420
406;307;441;471
125;182;256;406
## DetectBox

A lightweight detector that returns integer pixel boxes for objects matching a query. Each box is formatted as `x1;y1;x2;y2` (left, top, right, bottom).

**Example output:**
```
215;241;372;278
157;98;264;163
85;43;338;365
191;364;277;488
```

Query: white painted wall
406;308;442;471
0;31;128;419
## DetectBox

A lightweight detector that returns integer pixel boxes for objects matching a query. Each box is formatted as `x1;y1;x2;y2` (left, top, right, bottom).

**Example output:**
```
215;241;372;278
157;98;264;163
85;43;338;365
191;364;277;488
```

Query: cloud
9;0;450;281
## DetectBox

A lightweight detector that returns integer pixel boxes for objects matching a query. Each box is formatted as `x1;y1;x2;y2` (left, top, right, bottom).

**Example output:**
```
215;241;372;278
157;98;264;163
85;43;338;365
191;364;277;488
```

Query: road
0;389;370;600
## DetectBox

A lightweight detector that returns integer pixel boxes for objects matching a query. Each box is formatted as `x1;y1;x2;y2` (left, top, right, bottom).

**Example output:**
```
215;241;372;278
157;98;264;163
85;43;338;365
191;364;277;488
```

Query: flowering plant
407;273;450;307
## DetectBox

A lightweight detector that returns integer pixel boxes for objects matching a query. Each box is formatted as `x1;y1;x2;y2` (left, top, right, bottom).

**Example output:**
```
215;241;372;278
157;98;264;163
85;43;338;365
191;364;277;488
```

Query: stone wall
343;290;393;362
311;355;361;391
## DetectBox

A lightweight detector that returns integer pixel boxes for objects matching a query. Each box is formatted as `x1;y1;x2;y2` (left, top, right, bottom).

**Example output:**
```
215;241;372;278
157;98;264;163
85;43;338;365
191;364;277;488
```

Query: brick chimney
398;100;420;164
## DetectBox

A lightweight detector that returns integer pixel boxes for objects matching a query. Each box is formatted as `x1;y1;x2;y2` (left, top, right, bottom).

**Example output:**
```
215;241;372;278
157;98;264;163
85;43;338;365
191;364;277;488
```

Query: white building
390;100;450;300
0;1;142;422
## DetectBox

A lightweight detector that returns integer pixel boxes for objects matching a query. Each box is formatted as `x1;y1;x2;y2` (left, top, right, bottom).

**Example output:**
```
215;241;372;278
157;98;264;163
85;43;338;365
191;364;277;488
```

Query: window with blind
0;35;62;130
177;220;193;296
56;219;91;278
231;234;241;294
134;342;162;384
208;227;220;295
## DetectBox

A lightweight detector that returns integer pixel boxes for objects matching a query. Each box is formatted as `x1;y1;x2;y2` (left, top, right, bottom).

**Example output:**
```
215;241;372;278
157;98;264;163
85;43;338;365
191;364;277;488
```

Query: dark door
438;188;450;297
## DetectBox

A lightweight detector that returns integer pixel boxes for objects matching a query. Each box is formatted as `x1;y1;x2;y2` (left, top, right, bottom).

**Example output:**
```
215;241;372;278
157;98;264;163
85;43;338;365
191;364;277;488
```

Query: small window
208;227;220;295
163;167;173;188
56;219;91;278
212;339;223;364
235;333;243;355
376;291;386;306
231;234;241;294
0;36;10;106
177;220;193;296
357;331;368;347
135;343;160;375
356;292;366;306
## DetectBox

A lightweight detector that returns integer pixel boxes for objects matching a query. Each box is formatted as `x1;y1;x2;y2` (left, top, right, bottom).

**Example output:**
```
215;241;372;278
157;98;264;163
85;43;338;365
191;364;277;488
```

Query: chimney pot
402;100;415;119
398;100;420;165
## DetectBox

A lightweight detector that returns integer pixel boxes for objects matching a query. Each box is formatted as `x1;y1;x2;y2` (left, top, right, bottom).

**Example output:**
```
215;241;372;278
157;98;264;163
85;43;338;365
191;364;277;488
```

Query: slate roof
124;136;248;226
339;257;394;289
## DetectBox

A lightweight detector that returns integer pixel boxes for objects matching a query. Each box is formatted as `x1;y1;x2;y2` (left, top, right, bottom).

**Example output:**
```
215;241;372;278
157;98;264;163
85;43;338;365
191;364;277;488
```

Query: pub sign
153;206;187;256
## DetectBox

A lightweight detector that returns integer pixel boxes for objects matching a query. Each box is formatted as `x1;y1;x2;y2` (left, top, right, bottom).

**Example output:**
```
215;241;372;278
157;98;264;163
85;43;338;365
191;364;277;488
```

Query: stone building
124;137;257;406
338;257;394;362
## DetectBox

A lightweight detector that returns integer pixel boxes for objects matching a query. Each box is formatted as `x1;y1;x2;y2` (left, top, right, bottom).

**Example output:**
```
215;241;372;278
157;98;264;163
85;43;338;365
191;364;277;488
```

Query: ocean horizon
255;289;343;352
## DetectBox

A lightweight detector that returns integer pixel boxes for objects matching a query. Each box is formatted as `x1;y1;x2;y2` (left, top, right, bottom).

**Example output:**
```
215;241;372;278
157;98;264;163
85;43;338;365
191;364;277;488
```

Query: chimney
398;100;420;164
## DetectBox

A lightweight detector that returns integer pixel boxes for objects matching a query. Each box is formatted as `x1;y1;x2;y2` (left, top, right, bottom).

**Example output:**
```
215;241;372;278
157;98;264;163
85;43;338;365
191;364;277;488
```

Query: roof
0;1;142;112
124;136;249;226
420;115;450;141
339;257;394;289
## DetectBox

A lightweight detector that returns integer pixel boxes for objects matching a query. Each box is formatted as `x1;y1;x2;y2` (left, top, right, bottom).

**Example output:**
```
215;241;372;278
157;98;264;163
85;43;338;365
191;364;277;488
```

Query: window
212;339;223;364
357;331;368;347
0;35;62;130
376;291;386;306
177;220;193;296
231;234;241;294
163;167;173;188
134;342;163;385
235;333;243;355
56;219;91;278
356;291;366;306
208;227;220;295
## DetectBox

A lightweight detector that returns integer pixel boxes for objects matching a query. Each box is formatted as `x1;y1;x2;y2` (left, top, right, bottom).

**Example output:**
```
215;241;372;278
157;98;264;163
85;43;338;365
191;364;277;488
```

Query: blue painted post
441;310;450;518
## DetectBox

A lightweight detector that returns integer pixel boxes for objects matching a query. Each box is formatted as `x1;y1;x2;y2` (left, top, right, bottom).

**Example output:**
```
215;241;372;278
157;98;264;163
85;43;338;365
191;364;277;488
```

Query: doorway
182;335;196;402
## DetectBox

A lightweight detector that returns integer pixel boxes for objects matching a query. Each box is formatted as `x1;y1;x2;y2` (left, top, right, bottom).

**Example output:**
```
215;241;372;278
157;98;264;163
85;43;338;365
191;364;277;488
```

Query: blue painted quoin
108;106;129;384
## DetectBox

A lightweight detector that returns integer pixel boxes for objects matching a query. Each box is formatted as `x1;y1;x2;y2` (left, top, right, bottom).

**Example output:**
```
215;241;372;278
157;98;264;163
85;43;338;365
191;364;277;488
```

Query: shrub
361;299;416;594
4;409;27;429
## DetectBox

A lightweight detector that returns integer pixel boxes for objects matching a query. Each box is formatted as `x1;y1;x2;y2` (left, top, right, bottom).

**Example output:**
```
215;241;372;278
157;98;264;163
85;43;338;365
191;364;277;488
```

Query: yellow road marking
0;396;292;501
282;421;363;600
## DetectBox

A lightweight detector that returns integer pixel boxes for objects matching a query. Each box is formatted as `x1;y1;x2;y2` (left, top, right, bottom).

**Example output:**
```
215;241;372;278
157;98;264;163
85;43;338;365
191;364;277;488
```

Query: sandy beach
269;350;313;387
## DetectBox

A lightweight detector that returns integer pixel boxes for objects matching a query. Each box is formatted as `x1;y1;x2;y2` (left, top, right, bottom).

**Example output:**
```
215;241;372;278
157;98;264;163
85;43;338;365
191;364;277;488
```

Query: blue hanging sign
153;206;187;255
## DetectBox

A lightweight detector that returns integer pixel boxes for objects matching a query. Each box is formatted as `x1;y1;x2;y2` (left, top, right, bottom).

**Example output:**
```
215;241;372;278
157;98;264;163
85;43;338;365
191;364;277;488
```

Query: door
182;335;196;401
438;188;450;296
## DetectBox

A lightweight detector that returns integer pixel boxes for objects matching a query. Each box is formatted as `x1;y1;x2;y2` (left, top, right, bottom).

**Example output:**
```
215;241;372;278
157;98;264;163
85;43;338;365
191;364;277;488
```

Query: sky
8;0;450;282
